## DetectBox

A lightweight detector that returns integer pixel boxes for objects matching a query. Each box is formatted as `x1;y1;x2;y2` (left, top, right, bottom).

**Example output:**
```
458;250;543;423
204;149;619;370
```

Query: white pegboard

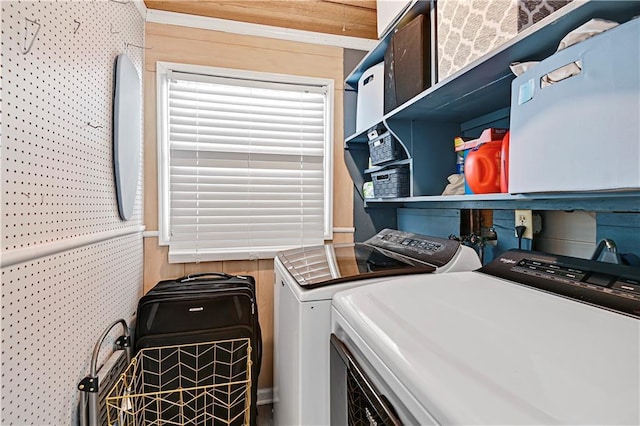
1;0;145;424
1;0;145;253
1;233;143;425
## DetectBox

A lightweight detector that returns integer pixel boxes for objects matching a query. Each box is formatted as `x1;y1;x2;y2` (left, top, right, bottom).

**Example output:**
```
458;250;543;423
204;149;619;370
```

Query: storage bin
107;338;252;426
509;18;640;193
437;0;571;81
372;167;409;198
356;62;384;133
384;13;432;113
368;133;399;166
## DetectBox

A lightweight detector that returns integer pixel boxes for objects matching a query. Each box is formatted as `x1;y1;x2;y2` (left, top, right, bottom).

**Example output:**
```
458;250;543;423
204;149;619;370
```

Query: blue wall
397;209;639;265
397;208;460;238
596;212;640;265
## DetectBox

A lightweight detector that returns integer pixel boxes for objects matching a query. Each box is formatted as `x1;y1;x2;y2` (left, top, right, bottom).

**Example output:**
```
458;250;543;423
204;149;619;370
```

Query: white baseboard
333;227;355;233
257;387;274;405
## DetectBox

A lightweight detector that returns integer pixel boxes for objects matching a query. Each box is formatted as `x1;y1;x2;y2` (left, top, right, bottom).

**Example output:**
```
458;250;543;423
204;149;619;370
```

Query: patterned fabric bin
437;0;572;80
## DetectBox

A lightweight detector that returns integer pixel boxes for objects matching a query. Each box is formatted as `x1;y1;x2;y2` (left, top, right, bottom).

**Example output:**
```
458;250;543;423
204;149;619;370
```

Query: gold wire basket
106;338;252;426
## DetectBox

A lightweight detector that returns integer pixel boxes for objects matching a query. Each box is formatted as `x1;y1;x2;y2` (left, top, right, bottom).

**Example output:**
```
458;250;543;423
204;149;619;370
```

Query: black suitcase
135;272;262;425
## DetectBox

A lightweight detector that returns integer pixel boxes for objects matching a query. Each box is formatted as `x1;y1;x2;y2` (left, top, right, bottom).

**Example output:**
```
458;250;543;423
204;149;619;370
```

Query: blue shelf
386;0;640;123
365;159;411;174
364;192;640;212
347;1;640;131
346;0;640;211
344;129;370;145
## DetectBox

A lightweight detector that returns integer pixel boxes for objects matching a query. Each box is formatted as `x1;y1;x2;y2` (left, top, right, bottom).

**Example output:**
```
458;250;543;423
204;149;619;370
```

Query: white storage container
356;62;384;133
376;0;411;38
509;18;640;193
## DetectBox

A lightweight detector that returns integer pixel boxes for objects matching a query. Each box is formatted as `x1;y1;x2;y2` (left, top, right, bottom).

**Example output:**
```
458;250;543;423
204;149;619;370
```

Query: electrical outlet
515;209;533;239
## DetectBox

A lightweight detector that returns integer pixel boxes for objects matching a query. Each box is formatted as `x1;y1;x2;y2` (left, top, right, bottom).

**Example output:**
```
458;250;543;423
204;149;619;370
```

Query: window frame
155;61;334;257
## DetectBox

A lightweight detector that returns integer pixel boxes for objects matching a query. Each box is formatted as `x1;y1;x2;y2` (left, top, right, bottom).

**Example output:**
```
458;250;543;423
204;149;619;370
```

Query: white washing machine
273;229;481;426
330;249;640;425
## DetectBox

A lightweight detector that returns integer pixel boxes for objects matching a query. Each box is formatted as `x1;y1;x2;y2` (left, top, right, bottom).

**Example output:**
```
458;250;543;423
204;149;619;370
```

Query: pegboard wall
1;234;143;424
1;1;145;424
2;0;144;253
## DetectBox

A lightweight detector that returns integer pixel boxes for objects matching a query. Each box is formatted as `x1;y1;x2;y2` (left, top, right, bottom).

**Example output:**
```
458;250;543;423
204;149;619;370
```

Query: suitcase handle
178;272;235;282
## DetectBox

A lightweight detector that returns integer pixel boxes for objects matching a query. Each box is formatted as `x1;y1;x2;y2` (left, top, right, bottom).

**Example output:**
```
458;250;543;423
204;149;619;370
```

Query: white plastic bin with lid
376;0;412;38
509;18;640;193
356;62;385;133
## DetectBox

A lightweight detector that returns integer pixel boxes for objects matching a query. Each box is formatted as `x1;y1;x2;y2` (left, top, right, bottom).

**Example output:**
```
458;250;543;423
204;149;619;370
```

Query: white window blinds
158;66;332;263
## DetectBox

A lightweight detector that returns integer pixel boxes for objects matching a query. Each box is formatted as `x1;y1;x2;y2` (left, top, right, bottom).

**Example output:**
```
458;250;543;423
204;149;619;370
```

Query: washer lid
277;243;434;289
332;272;640;425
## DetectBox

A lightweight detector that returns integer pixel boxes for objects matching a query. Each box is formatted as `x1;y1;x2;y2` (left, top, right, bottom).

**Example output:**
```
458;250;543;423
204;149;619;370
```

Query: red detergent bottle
465;140;503;194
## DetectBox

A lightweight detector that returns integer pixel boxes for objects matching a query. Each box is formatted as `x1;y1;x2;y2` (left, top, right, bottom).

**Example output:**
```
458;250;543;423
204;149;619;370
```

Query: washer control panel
480;249;640;318
365;229;459;267
514;258;640;297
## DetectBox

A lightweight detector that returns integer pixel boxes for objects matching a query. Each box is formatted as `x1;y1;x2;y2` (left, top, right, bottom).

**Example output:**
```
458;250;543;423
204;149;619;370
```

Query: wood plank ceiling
144;0;379;39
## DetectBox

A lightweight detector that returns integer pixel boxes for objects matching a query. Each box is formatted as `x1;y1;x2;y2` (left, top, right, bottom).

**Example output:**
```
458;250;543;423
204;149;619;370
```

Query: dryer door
330;334;402;426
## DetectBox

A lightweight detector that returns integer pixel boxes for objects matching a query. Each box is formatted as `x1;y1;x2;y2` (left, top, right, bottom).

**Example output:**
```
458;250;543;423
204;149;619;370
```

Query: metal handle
89;319;130;376
78;319;130;426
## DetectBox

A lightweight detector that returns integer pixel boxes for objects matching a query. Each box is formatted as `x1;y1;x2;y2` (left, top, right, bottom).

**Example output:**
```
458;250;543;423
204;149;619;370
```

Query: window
157;62;334;262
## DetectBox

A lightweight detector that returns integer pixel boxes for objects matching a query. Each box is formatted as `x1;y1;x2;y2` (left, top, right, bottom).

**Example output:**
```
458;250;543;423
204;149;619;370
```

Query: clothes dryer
331;249;640;425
